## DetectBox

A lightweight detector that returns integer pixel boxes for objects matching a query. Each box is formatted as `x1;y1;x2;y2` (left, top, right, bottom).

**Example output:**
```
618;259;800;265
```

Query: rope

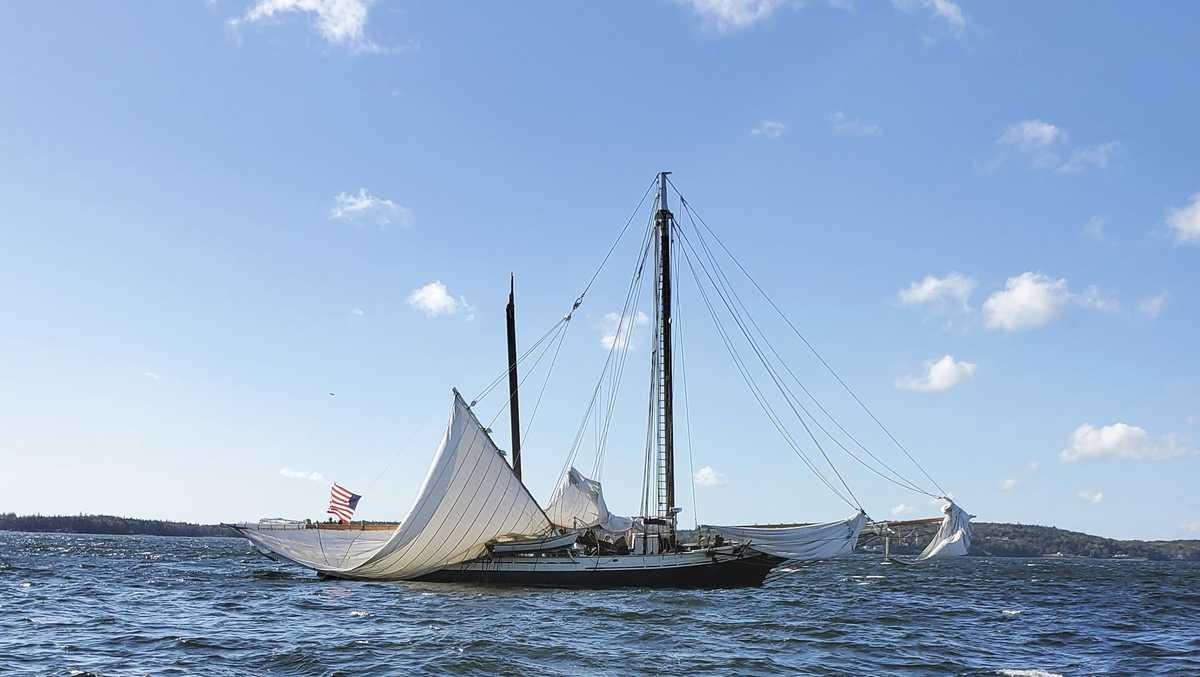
672;181;948;497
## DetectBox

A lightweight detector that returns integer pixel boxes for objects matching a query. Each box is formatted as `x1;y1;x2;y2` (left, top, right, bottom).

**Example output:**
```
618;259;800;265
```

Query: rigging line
559;219;656;483
577;175;659;302
676;232;857;510
673;185;948;497
487;320;567;429
519;313;572;450
679;203;935;498
673;231;701;529
472;316;568;405
674;223;863;511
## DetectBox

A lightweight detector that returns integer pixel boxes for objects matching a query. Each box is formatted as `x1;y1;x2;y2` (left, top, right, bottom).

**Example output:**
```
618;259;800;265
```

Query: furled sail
705;512;867;560
544;467;634;533
916;500;973;560
237;390;554;580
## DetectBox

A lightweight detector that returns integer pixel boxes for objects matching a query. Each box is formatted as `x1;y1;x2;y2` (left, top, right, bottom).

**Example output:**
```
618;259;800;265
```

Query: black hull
411;553;784;589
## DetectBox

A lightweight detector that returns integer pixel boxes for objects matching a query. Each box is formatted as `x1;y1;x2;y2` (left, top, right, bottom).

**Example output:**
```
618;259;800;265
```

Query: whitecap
1002;609;1022;616
996;670;1063;677
350;610;370;617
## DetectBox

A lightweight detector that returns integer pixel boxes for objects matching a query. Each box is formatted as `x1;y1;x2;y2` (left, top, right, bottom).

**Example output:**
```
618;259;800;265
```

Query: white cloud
1166;192;1200;245
751;120;787;139
678;0;790;33
1183;522;1200;534
999;478;1018;492
1060;422;1197;463
1138;293;1168;319
330;188;411;228
892;0;966;36
1077;285;1119;313
1027;460;1041;472
982;272;1070;331
1059;142;1118;174
230;0;396;52
280;467;325;482
998;119;1066;150
891;503;915;516
896;355;976;392
142;371;161;381
351;307;365;316
1076;489;1104;504
407;281;473;318
600;310;650;350
829;112;881;137
898;272;976;311
694;465;726;487
1082;215;1107;243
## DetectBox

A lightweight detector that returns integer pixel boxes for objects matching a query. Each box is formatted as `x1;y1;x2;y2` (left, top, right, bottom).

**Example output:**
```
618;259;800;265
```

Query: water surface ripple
2;533;1198;675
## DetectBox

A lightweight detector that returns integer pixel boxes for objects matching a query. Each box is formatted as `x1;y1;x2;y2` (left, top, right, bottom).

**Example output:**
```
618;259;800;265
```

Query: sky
1;0;1198;540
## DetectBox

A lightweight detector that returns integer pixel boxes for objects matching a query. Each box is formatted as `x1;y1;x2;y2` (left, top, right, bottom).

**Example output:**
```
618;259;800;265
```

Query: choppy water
3;532;1199;676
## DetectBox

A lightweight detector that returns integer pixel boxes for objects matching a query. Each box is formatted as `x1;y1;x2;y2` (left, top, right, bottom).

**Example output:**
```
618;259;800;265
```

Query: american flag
327;483;362;523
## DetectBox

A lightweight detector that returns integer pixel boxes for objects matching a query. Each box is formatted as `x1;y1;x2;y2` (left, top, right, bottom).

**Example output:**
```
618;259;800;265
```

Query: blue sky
2;1;1198;539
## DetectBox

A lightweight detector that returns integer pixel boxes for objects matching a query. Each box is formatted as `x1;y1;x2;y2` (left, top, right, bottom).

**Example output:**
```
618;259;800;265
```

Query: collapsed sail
916;501;973;560
238;391;554;580
544;467;633;533
705;512;867;560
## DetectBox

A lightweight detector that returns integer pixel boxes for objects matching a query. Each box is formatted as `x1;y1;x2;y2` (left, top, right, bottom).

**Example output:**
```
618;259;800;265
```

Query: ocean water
2;533;1198;676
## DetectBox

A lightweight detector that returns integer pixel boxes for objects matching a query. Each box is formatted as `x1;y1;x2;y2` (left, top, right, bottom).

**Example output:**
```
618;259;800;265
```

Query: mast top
657;171;671;214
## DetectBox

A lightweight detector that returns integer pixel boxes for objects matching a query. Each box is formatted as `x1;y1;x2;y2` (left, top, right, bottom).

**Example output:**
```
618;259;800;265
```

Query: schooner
232;173;972;587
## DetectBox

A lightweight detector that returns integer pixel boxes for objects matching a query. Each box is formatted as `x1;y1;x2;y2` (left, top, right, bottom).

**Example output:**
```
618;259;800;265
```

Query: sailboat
232;173;972;587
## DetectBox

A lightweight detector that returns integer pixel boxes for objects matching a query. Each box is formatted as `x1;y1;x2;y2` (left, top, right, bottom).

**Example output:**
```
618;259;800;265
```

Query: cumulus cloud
351;307;365;316
142;371;162;381
1137;293;1168;319
751;120;787;139
982;273;1070;331
999;478;1018;493
999;119;1065;151
899;272;976;311
891;0;966;36
891;503;916;516
995;119;1116;173
1166;192;1200;245
407;281;473;318
829;112;881;137
229;0;405;52
1059;142;1118;174
677;0;791;33
693;465;726;487
330;188;411;228
600;311;650;350
1060;422;1196;463
1077;489;1104;504
1027;460;1041;472
280;467;325;482
896;355;976;392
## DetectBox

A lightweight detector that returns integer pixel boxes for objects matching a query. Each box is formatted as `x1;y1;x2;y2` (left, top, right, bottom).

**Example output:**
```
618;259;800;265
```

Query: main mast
654;172;675;520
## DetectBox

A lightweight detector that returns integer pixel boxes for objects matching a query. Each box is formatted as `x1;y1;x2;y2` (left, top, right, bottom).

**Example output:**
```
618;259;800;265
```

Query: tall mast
505;274;522;480
654;172;675;518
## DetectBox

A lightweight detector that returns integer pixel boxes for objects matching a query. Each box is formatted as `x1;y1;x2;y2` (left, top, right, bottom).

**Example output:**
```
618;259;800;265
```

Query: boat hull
409;550;784;588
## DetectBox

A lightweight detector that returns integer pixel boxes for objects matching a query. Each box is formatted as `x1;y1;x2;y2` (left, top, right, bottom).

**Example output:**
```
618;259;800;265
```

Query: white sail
544;467;633;533
705;512;867;560
238;391;554;580
916;500;973;560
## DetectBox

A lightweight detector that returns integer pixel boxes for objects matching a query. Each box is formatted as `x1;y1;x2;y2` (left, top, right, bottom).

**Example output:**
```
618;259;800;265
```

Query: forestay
544;467;633;533
916;501;974;560
237;391;554;580
705;512;867;560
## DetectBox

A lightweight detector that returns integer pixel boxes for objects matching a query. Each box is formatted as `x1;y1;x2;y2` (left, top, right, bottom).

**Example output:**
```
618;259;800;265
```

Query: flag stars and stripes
328;482;362;523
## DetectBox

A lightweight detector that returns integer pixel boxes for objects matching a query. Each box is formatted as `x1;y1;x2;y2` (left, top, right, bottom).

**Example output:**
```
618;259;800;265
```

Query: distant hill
864;521;1200;561
5;514;1200;560
0;513;236;538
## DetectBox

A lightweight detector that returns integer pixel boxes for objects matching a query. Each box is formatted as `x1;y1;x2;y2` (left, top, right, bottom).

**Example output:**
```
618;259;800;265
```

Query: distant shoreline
3;513;1199;561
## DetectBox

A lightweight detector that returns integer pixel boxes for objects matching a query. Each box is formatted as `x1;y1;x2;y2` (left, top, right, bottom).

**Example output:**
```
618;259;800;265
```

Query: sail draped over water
704;512;868;560
544;467;633;533
916;501;973;560
238;391;554;580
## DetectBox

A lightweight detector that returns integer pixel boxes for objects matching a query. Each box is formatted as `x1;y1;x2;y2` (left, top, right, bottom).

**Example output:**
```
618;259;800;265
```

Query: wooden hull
410;550;784;588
